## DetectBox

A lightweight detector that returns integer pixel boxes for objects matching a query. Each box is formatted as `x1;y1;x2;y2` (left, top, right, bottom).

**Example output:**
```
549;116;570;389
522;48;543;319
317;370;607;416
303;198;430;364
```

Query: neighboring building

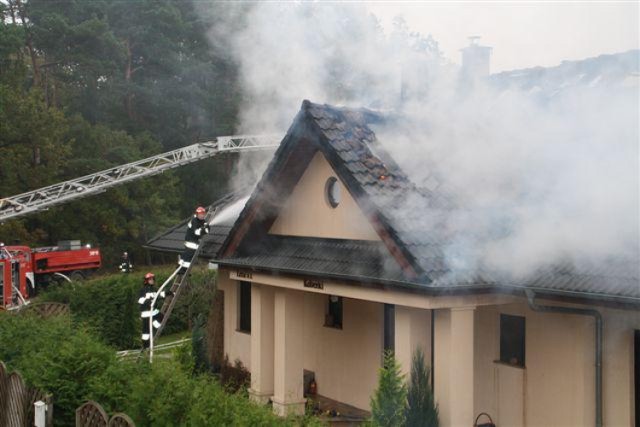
179;100;637;425
460;36;492;80
490;49;639;99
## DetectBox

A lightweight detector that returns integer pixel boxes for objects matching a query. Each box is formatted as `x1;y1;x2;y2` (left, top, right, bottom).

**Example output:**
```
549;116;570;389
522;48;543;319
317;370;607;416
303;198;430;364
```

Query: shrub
0;312;117;426
39;273;140;349
370;350;407;427
219;355;251;393
405;347;439;427
39;267;217;349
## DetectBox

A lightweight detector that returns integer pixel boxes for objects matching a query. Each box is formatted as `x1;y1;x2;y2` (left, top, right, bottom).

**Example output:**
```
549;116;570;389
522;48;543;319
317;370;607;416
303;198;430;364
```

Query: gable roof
207;100;639;306
217;100;451;283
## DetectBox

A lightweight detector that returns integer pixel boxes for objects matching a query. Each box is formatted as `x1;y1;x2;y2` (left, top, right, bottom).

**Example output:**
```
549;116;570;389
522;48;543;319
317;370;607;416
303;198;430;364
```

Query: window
325;177;341;208
383;304;395;352
500;314;525;367
325;295;342;329
238;281;251;333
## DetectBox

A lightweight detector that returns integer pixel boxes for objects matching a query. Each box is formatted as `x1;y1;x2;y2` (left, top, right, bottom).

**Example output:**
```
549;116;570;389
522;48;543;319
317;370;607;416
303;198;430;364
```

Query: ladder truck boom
0;135;280;223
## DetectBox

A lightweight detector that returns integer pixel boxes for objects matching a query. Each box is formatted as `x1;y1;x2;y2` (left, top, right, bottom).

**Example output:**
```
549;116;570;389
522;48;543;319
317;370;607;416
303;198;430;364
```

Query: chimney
460;36;492;80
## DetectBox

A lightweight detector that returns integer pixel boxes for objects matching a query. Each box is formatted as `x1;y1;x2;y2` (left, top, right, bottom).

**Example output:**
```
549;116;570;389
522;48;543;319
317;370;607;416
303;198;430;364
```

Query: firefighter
119;251;133;273
178;206;209;273
138;272;172;349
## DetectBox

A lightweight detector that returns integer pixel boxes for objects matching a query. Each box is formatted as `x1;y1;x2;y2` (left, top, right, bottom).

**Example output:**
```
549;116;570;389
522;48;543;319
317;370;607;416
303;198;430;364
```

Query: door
496;364;525;426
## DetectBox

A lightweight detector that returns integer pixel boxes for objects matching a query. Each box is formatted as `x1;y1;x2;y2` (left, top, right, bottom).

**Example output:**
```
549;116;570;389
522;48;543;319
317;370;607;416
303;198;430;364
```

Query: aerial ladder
0;135;280;223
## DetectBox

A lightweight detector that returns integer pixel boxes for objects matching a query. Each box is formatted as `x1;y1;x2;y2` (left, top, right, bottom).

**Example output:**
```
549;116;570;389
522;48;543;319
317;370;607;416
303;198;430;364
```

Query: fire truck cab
1;241;101;310
0;246;31;310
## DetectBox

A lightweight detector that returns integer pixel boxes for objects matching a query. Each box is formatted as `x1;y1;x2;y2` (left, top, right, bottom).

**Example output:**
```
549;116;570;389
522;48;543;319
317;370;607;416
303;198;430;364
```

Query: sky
366;1;640;72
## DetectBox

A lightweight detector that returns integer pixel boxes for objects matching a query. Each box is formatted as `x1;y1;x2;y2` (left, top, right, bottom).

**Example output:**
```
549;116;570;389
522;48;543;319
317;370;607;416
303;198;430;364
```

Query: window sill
323;323;342;330
236;329;251;335
493;360;526;370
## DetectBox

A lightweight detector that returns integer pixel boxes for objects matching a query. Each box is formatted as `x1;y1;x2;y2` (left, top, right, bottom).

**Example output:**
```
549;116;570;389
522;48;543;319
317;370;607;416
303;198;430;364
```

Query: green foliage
191;313;208;373
0;84;69;196
39;273;140;349
0;312;117;426
405;347;439;427
0;0;242;263
164;269;217;335
1;311;323;426
39;268;216;350
370;350;407;427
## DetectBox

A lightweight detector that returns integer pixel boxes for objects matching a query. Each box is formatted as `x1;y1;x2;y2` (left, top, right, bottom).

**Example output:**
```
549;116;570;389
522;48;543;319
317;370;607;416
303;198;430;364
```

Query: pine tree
370;350;407;427
406;347;439;427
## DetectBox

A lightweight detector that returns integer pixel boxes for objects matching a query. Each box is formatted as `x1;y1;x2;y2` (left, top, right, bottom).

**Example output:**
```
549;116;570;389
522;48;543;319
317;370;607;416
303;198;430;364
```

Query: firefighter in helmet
119;251;133;273
178;206;209;273
138;272;172;349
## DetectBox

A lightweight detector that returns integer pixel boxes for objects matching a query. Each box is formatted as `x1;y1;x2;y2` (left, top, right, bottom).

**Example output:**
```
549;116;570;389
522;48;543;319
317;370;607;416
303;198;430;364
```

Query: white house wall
302;292;383;410
268;152;380;241
470;302;639;427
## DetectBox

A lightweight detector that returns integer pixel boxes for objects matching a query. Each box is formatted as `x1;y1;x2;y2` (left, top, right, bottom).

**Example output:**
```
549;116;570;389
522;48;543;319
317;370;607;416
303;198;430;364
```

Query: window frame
498;313;526;368
237;281;251;334
324;295;343;329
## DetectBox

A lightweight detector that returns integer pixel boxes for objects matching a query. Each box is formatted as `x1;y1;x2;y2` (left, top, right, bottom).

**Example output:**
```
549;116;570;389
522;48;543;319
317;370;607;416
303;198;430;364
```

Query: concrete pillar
272;288;306;416
394;306;432;377
449;307;476;427
395;306;412;377
249;284;275;404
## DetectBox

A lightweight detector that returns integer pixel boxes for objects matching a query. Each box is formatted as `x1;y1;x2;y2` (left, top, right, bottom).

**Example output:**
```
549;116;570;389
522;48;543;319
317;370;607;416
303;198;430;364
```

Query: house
149;99;639;426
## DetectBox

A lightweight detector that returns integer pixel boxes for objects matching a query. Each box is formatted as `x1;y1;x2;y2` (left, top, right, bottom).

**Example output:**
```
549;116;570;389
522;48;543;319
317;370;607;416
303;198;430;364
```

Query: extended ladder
0;135;279;223
150;207;218;352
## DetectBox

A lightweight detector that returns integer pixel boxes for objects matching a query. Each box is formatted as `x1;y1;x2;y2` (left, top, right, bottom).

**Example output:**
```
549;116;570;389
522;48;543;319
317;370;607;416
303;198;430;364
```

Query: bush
39;267;217;349
1;311;322;426
219;355;251;393
39;273;140;349
370;350;407;427
405;347;439;427
0;312;117;426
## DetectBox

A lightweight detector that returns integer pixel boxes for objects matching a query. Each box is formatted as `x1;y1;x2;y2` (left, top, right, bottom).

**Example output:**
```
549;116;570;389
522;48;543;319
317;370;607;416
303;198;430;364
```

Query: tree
406;347;439;427
370;350;407;427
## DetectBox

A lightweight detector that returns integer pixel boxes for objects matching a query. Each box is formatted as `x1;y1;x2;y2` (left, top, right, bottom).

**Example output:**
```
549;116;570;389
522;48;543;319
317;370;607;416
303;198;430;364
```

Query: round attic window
325;177;341;208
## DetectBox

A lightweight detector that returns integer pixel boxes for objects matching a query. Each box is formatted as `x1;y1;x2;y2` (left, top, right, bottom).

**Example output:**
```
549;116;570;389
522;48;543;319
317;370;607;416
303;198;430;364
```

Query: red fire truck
0;241;101;310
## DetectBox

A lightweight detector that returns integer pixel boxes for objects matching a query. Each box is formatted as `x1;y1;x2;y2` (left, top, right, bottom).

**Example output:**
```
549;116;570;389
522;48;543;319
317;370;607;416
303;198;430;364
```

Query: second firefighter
138;272;172;348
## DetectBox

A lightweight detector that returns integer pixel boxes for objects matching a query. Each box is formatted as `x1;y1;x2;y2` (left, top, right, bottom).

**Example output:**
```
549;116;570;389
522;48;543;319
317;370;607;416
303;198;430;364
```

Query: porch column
394;306;432;377
272;288;306;416
249;284;274;404
449;307;476;426
395;306;412;376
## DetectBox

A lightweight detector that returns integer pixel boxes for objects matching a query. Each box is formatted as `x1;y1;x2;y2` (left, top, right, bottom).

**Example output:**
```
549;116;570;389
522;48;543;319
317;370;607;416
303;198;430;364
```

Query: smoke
197;2;639;280
379;80;639;279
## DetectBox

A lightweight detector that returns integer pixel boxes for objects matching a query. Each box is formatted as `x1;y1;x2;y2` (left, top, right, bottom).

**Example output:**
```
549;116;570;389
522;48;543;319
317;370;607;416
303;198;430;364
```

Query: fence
0;361;53;427
76;401;135;427
27;302;70;318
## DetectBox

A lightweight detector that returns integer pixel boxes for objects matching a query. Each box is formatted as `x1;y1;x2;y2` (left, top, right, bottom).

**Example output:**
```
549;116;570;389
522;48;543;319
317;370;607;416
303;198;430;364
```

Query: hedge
0;311;322;426
39;267;216;349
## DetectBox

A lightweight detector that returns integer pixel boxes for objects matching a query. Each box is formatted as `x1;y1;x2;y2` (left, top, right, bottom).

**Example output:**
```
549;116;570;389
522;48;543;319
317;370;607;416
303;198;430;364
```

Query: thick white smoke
198;2;639;280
